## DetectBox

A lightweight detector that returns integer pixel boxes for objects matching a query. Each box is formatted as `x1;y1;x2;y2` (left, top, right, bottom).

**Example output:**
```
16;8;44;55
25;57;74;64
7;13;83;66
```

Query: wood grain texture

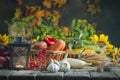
0;69;120;80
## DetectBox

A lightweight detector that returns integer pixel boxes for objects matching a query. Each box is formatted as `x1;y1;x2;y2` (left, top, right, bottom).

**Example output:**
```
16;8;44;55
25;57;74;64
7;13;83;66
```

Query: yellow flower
114;47;119;55
105;49;111;55
90;34;98;43
98;34;108;44
91;34;113;55
112;58;116;62
111;47;120;66
105;43;113;54
116;48;120;56
0;34;9;45
107;43;113;49
91;34;109;45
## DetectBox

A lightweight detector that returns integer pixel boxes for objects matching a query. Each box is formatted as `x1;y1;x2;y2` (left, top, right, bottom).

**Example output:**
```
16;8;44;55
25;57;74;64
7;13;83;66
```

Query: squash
47;39;65;51
67;58;92;69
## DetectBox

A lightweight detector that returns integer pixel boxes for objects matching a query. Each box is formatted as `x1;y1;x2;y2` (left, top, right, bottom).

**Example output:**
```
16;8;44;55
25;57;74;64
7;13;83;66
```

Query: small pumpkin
47;39;66;51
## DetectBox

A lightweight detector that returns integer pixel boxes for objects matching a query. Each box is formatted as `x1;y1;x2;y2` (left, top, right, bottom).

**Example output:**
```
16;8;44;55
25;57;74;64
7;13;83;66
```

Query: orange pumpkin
47;39;65;51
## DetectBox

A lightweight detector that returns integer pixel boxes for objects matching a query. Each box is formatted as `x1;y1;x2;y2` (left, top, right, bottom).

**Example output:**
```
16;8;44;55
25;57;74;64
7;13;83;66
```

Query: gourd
59;53;70;72
67;58;92;69
47;59;60;72
47;39;65;51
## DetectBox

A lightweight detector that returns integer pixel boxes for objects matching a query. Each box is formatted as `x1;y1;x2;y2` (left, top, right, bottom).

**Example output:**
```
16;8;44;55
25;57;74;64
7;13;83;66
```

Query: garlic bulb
59;53;70;72
67;58;92;69
47;59;60;72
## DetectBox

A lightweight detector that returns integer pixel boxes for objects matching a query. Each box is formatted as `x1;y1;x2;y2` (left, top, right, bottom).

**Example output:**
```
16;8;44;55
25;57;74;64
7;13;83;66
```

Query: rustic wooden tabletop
0;67;120;80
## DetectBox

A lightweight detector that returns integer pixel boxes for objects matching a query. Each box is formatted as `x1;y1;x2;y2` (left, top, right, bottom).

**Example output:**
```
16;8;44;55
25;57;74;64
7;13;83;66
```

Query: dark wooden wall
0;0;120;46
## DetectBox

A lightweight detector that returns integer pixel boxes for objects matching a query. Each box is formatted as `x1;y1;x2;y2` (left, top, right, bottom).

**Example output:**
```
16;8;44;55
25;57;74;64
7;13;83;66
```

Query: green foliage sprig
33;17;64;41
70;19;96;40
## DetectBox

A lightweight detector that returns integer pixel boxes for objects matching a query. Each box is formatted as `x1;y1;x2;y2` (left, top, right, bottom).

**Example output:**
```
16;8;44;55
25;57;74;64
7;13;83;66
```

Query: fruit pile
28;35;66;70
32;35;66;51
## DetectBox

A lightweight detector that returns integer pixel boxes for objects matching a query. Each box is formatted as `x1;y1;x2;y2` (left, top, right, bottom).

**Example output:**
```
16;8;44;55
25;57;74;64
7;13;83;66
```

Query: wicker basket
29;50;66;70
45;50;66;65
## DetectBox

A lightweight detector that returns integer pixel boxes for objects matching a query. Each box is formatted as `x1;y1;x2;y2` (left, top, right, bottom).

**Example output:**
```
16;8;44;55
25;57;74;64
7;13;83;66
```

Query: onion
37;41;48;49
0;56;6;64
5;56;10;63
0;44;9;56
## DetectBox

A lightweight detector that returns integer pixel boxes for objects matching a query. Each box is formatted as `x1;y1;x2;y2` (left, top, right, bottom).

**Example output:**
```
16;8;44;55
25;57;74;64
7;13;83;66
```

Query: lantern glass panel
12;47;28;69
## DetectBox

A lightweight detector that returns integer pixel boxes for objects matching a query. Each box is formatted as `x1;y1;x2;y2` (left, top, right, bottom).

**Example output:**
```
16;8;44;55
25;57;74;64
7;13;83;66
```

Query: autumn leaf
17;0;23;5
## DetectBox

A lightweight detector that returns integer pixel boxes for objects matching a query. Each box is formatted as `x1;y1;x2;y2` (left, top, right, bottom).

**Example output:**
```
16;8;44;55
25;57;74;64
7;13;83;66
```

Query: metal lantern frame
8;42;30;70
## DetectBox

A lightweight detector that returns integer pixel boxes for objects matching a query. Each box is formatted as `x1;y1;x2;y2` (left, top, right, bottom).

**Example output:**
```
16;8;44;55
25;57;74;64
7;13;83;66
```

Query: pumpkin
47;39;66;51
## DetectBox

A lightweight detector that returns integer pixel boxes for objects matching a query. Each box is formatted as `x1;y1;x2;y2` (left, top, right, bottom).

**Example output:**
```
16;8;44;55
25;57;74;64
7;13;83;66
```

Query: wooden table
0;67;120;80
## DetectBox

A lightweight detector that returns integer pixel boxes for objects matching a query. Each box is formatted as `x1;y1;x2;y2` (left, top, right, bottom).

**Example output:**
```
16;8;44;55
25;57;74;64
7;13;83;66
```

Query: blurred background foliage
0;0;120;46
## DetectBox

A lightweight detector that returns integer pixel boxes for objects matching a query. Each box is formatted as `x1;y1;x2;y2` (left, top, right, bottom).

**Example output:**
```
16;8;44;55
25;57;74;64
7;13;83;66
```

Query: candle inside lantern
15;64;24;68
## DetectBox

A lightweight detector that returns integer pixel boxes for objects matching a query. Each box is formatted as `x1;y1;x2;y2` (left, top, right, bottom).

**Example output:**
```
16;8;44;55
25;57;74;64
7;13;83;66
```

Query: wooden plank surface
90;71;117;80
36;71;64;80
8;70;38;80
0;70;16;80
0;69;120;80
113;69;120;80
64;71;90;80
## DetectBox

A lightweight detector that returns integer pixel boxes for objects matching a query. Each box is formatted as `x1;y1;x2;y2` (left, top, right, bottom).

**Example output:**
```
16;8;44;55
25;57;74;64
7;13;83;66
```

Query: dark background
0;0;120;46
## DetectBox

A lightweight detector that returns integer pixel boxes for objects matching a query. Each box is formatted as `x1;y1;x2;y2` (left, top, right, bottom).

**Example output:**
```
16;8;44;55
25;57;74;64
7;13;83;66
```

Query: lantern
8;41;30;70
8;22;32;70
